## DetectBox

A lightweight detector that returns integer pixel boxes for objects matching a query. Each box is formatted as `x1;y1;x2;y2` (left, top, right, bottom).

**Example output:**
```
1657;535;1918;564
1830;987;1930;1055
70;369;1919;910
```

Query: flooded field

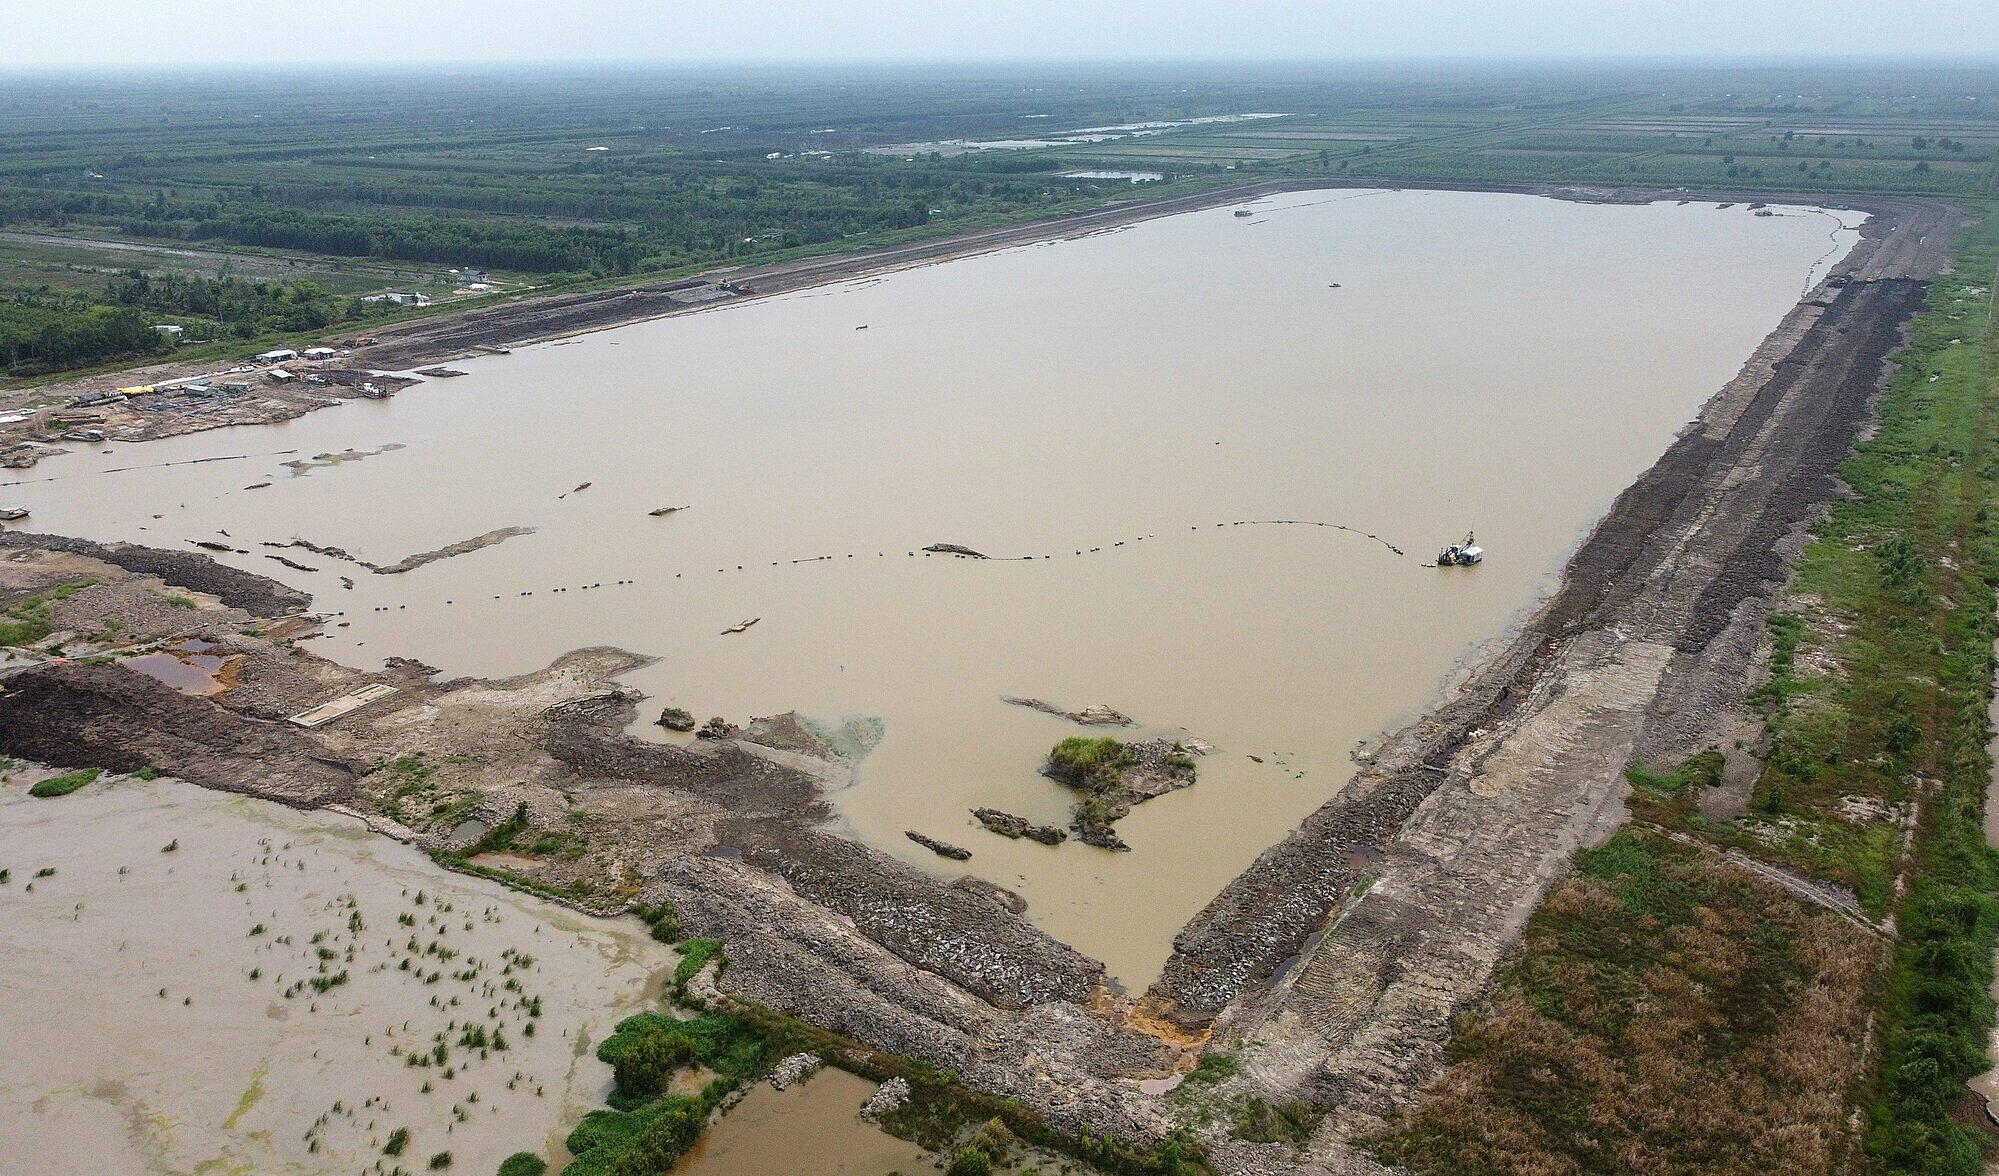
8;189;1860;984
0;775;670;1174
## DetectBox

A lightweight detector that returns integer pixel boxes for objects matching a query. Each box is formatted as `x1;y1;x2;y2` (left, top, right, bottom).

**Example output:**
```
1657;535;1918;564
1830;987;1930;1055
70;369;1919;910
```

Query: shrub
1179;1051;1239;1090
1046;737;1131;787
674;939;724;990
383;1127;410;1156
29;768;101;798
469;801;531;854
1623;749;1724;796
1072;795;1114;829
428;1151;453;1170
612;1027;697;1100
1231;1097;1320;1146
632;901;683;943
948;1147;993;1176
969;1118;1016;1163
565;1096;708;1176
497;1153;547;1176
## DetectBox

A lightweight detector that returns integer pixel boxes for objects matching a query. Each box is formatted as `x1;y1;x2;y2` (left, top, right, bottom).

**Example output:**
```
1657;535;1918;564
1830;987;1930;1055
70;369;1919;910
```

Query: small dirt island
1041;736;1205;851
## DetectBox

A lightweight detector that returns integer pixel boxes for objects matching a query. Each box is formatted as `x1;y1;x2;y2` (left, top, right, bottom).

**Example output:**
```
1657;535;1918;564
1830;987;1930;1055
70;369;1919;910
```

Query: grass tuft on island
1043;735;1201;850
1046;736;1136;788
28;767;101;798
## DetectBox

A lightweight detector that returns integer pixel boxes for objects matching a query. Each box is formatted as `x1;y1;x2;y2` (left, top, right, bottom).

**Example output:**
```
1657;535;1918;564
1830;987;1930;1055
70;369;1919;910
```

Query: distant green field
0;63;1994;378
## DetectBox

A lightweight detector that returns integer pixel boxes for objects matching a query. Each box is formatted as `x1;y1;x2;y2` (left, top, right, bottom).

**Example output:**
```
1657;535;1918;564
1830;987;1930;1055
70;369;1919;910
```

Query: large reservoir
13;188;1860;984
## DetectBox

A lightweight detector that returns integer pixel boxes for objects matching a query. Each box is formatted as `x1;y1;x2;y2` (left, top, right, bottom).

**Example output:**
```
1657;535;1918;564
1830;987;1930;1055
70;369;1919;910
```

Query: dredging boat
1436;531;1483;566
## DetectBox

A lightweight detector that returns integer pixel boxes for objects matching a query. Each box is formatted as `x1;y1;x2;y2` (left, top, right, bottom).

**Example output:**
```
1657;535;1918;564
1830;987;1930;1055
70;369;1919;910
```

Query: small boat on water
1436;531;1483;567
0;506;29;521
1233;209;1254;218
359;382;390;399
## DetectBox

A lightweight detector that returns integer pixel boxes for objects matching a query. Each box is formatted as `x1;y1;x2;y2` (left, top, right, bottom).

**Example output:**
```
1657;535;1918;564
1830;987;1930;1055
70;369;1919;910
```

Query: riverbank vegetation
550;935;1211;1176
0;271;402;375
1375;204;1999;1173
28;767;101;798
0;579;99;650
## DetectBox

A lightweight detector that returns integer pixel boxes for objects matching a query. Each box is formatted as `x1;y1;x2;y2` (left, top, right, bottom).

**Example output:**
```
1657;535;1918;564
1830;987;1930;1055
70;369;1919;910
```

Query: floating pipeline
261;514;1415;620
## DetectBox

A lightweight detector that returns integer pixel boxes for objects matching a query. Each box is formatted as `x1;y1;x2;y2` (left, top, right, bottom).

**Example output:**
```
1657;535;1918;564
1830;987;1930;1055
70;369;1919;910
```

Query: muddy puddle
123;638;237;695
12;189;1861;985
0;775;670;1174
673;1069;930;1176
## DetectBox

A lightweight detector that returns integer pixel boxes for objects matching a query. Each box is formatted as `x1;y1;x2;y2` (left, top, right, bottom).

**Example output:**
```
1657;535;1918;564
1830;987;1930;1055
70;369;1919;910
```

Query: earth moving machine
1437;531;1483;566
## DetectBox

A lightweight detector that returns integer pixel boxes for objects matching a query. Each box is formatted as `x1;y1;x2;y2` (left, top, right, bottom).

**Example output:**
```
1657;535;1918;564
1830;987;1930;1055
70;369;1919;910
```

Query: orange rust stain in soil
1091;985;1212;1056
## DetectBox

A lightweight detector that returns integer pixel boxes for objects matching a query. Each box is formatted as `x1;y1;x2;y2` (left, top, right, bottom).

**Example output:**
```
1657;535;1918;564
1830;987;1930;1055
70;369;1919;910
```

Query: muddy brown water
12;189;1860;985
672;1068;930;1176
123;639;235;694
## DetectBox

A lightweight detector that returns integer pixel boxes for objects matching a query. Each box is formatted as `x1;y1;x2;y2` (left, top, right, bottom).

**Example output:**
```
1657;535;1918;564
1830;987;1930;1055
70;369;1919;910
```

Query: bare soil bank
0;191;1961;1174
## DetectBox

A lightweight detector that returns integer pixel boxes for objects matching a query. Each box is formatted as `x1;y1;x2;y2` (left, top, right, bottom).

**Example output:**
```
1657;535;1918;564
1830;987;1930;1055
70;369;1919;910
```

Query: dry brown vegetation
1373;829;1879;1176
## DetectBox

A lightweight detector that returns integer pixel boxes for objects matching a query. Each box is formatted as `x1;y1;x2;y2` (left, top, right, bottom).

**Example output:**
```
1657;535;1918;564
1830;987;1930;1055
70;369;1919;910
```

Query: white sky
1;1;1995;65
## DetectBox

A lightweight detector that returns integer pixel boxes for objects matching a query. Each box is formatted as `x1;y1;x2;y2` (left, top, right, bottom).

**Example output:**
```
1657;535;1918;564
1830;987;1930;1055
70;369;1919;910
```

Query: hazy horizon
5;1;1997;68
